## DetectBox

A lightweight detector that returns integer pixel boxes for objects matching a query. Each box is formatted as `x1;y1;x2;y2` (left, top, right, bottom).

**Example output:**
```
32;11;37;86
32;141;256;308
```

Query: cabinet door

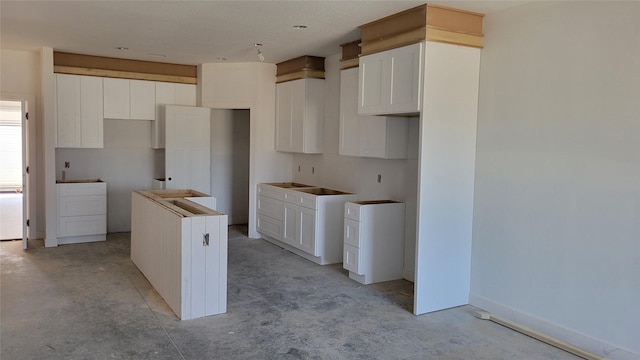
56;74;81;148
358;52;388;115
165;105;211;194
282;202;297;246
387;42;422;114
289;80;306;153
298;206;317;256
130;80;156;120
275;81;293;152
103;78;130;119
80;76;104;148
339;68;361;156
153;82;175;149
174;83;196;105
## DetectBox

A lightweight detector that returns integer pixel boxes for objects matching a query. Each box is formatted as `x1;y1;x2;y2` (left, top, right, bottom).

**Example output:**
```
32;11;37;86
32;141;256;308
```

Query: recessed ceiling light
115;47;129;51
217;57;227;61
293;25;307;29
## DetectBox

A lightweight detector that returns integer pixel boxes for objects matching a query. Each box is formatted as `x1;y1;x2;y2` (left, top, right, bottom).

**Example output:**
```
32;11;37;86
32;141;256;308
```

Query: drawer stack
56;182;107;244
343;200;405;285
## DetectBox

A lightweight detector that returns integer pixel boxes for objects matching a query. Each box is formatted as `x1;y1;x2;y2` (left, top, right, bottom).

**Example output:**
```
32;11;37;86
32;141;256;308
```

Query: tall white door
165;105;211;194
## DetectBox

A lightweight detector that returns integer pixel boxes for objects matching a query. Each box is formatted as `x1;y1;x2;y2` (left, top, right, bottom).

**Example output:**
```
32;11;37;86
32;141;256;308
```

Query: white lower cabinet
131;190;228;320
343;200;405;285
56;182;107;244
256;183;356;265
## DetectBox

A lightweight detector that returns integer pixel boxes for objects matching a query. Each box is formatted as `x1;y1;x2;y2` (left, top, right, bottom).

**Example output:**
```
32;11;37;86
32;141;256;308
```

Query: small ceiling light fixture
254;43;265;62
217;57;227;61
293;25;308;29
115;46;129;51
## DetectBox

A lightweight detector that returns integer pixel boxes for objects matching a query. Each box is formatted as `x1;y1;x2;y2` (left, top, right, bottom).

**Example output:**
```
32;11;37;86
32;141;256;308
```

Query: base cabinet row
257;184;356;265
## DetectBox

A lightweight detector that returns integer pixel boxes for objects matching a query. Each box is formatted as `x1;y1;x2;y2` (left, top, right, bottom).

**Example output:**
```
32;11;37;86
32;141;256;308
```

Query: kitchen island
131;189;227;320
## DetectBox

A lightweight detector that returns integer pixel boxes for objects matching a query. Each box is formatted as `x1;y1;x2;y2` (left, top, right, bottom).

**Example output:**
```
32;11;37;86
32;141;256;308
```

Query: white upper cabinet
358;42;423;116
340;67;409;159
275;78;324;154
55;74;103;148
152;82;197;149
103;78;156;120
103;78;130;119
129;80;156;120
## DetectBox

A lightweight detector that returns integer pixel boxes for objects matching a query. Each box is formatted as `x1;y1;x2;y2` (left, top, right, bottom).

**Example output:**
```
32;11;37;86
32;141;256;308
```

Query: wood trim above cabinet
276;56;325;83
53;52;197;84
359;3;484;55
340;40;361;70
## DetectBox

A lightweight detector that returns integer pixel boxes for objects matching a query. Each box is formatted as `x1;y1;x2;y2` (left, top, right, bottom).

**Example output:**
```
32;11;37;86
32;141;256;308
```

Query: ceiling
0;0;526;66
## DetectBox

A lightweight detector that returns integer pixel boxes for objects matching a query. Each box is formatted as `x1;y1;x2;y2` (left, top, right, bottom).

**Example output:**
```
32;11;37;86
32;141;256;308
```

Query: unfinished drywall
471;2;640;358
292;53;420;281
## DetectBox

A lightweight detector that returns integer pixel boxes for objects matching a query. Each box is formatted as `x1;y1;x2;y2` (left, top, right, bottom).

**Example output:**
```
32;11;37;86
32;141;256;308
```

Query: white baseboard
469;294;639;360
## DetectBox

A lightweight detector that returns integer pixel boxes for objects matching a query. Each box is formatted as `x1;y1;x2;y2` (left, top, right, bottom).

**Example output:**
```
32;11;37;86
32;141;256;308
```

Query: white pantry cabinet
56;182;106;244
103;78;156;120
339;67;409;159
343;200;405;285
358;42;423;116
275;78;324;154
152;82;197;149
55;74;104;148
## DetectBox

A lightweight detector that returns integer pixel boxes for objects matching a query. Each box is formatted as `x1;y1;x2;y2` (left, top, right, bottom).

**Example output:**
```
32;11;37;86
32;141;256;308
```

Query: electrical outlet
298;165;301;172
312;167;315;174
377;174;382;183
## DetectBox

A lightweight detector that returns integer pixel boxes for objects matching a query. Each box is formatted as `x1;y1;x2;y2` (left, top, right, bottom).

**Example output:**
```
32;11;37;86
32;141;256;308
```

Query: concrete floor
1;227;580;360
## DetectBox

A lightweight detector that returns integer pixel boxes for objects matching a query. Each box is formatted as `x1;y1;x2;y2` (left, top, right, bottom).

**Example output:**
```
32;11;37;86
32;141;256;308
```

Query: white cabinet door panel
388;44;422;113
359;54;388;115
80;76;104;148
130;80;156;120
298;206;317;256
103;78;130;119
165;105;211;194
56;74;81;147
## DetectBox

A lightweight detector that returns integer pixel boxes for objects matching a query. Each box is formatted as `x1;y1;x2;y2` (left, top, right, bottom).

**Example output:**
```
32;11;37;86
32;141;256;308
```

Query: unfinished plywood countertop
133;189;220;218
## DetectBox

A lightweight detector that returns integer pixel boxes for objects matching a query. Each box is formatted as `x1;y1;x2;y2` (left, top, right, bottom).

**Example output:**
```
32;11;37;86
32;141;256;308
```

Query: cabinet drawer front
57;183;106;196
343;244;362;274
257;214;283;241
59;195;106;216
344;202;362;221
58;215;106;237
257;196;283;220
257;184;284;200
297;193;316;209
344;218;360;247
283;191;299;205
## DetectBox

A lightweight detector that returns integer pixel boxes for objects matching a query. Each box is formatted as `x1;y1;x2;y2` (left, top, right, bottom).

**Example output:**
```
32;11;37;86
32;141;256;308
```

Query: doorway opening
210;109;250;237
0;100;26;246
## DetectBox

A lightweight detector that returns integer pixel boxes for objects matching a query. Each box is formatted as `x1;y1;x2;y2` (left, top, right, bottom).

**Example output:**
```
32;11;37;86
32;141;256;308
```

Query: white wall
56;120;162;232
470;2;640;358
0;49;42;239
210;109;250;224
292;53;420;281
199;63;291;238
